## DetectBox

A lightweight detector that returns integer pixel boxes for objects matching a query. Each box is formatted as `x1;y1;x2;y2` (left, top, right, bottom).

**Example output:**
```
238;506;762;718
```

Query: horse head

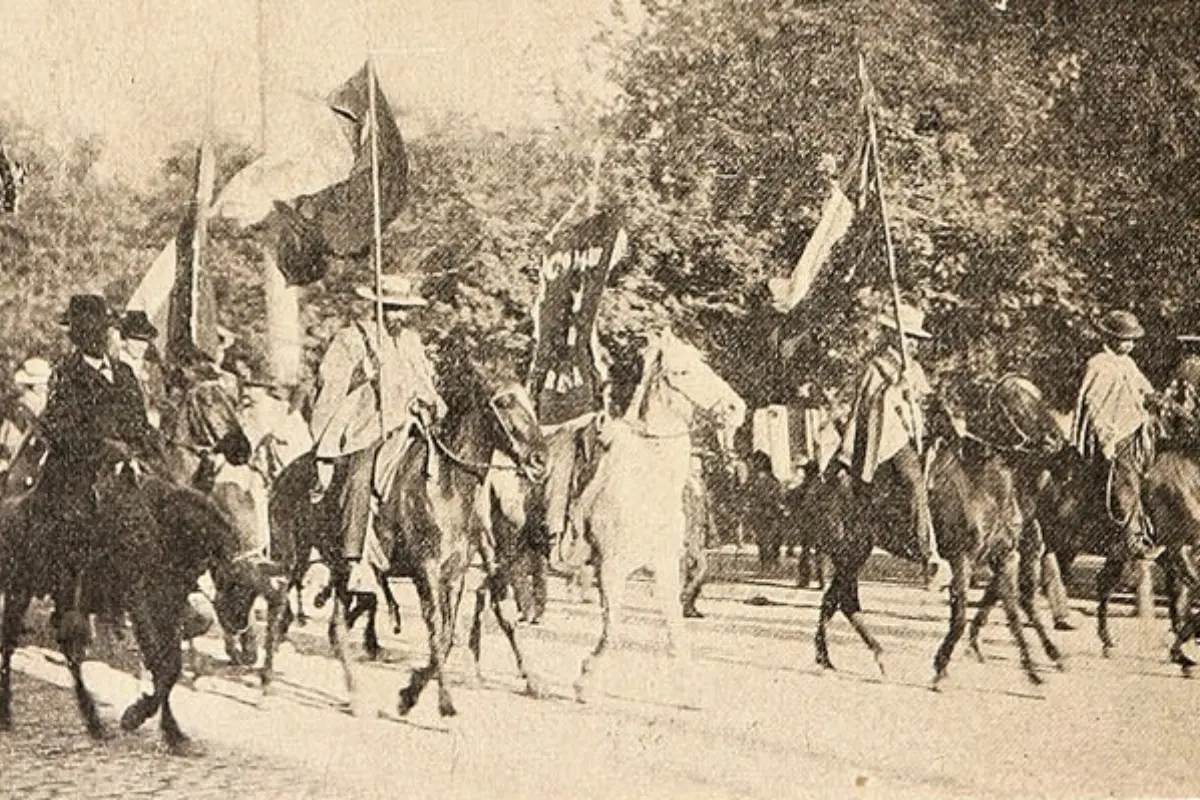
628;329;746;451
436;362;547;482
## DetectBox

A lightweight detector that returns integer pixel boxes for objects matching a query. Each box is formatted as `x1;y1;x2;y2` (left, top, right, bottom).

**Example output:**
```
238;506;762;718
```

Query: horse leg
485;570;545;699
360;592;381;661
327;591;363;715
1163;549;1198;676
257;574;287;695
54;587;104;740
1095;556;1126;656
0;589;31;730
842;572;886;675
575;552;624;704
932;555;971;688
997;551;1042;685
814;566;843;671
467;581;488;682
397;566;444;716
1018;559;1063;669
968;579;998;663
377;568;402;635
120;588;191;752
657;536;701;708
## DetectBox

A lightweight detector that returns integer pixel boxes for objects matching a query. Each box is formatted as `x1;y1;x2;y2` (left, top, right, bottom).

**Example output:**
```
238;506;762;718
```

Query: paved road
3;567;1198;799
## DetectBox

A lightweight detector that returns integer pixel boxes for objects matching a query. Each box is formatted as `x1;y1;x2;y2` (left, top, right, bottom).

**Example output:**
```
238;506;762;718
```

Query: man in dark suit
36;295;162;521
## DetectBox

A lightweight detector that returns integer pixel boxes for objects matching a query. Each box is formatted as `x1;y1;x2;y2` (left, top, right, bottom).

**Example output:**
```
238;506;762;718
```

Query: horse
970;374;1200;676
569;330;745;704
0;435;267;753
809;397;1061;686
247;366;548;716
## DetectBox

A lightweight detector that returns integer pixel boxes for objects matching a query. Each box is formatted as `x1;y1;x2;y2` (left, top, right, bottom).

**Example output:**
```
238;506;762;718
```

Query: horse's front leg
54;583;105;740
0;589;32;731
932;554;971;688
996;550;1043;685
398;563;454;716
575;550;624;704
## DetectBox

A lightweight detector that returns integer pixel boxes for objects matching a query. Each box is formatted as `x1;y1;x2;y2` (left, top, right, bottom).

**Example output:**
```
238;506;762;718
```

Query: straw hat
877;303;931;339
1094;310;1144;341
354;274;427;307
13;357;51;387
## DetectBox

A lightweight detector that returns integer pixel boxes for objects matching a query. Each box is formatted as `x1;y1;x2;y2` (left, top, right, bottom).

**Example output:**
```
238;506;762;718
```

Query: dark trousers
1101;432;1152;557
868;446;934;563
337;448;376;560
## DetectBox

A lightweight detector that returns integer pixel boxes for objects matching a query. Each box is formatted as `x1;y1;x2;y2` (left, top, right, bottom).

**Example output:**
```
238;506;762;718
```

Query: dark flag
274;63;409;286
166;143;219;363
528;209;628;425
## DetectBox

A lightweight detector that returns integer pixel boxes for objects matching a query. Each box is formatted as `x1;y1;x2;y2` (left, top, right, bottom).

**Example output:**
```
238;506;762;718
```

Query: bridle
418;388;544;481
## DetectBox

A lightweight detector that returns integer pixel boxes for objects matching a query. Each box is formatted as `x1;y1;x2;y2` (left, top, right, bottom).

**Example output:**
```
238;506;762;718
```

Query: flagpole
860;54;911;377
367;51;388;432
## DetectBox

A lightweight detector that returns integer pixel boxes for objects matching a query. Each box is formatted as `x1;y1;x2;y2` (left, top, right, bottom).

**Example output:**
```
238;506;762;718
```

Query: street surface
2;560;1198;799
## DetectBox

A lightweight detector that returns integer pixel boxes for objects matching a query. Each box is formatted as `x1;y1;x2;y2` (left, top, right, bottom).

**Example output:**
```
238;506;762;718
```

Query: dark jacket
38;351;161;511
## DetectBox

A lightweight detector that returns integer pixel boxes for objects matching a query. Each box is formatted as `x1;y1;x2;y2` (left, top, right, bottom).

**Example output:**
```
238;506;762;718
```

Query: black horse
0;434;267;753
247;364;547;715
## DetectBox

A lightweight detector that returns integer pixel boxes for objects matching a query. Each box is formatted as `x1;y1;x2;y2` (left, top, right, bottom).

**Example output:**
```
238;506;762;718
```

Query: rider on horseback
835;302;950;589
1070;309;1157;560
308;275;445;584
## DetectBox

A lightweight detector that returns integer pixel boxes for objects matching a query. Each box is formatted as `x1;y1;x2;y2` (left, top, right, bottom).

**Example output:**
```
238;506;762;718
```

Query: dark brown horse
810;401;1061;686
0;435;263;753
979;375;1200;675
254;365;547;716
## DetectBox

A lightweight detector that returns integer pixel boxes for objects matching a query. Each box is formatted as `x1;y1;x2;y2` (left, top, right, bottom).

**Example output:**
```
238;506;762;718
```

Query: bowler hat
354;274;427;307
1095;310;1144;340
57;294;117;329
119;310;159;342
877;303;931;339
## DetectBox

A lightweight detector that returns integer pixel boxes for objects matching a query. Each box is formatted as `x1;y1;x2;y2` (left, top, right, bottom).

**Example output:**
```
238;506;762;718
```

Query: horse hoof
682;607;705;619
166;734;204;758
873;653;887;677
1025;668;1044;686
397;689;417;717
87;721;111;741
970;645;986;664
1053;619;1077;632
438;700;458;718
1101;644;1115;659
524;674;548;700
119;707;145;733
816;657;835;672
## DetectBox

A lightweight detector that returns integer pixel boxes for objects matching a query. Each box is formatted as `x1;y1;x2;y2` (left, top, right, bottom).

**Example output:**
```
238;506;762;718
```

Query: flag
528;209;628;425
166;142;220;363
768;57;882;313
271;63;408;286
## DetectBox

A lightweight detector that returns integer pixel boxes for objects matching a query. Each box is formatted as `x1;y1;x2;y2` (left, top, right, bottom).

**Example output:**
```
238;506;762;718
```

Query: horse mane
435;360;494;441
625;336;665;423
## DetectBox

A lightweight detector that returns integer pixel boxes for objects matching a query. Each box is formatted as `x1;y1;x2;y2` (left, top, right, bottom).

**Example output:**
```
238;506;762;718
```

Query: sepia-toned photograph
1;1;1198;797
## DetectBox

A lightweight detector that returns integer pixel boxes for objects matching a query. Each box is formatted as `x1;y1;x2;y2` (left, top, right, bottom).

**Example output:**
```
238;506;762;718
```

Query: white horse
570;329;745;704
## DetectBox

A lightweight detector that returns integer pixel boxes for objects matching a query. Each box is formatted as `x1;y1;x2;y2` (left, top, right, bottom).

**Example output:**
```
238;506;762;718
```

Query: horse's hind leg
996;551;1042;685
377;568;402;635
0;589;32;730
968;579;998;663
1017;555;1063;668
932;555;971;688
841;574;885;675
1095;556;1126;656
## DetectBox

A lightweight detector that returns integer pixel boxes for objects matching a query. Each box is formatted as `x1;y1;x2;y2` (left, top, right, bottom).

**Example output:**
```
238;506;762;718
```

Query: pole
367;54;388;433
861;54;911;378
259;0;302;387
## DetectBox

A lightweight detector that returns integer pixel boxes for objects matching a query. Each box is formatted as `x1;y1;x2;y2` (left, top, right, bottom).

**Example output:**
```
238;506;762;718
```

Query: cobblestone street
0;673;335;800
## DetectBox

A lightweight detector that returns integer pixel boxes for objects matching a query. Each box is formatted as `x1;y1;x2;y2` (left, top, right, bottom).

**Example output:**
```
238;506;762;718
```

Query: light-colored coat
310;322;443;459
1071;347;1154;461
837;346;932;483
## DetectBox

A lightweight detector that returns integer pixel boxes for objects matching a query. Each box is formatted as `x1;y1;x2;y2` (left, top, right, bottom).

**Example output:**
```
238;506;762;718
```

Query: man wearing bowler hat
1070;309;1156;559
33;294;162;527
308;275;446;582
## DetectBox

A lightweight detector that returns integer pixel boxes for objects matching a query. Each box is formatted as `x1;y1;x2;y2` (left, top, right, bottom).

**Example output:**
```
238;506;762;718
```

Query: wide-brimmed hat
119;310;159;342
354;274;427;307
877;303;931;339
1095;309;1144;340
13;357;51;386
57;294;118;329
